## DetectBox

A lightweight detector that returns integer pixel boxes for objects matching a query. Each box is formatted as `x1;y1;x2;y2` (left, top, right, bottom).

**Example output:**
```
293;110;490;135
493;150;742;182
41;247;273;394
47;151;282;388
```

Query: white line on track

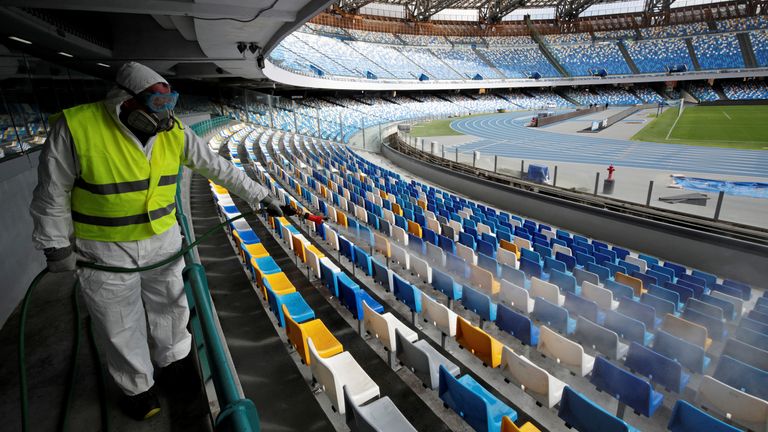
722;111;732;120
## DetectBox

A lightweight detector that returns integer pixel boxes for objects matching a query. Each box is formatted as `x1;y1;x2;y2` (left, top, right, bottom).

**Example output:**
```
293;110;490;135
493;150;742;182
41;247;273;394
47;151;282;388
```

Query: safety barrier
175;120;260;431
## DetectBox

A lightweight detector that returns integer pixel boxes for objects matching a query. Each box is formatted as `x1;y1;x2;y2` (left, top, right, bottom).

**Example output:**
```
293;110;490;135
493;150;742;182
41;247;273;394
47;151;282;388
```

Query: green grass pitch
631;105;768;150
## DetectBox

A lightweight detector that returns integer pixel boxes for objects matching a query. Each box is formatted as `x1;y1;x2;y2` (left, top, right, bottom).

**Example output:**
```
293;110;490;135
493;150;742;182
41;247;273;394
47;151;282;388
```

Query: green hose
19;209;256;432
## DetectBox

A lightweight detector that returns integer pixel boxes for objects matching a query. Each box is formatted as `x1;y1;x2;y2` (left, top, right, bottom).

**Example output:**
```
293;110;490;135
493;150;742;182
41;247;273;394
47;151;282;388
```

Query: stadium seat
531;277;564;306
343;385;417;432
558;386;639;432
339;274;384;322
455;316;503;367
470;265;500;295
537;326;595;376
564;292;604;324
501;416;541;432
713;355;768;401
500;346;566;409
266;286;315;328
618;299;660;330
499;279;534;314
682;308;727;341
463;285;498;325
421;293;458;348
697;375;768;432
662;314;711;349
615;273;644;296
732;325;768;352
667;400;741;432
284;305;343;365
262;272;297;299
362;301;417;367
308;338;379;415
582;281;620;311
604;310;653;346
625;342;689;394
574;316;628;361
653;330;710;373
495;303;540;346
395;328;460;390
687;298;724;321
590;356;663;417
641;293;677;317
438;365;518;432
432;268;463;305
532;297;576;336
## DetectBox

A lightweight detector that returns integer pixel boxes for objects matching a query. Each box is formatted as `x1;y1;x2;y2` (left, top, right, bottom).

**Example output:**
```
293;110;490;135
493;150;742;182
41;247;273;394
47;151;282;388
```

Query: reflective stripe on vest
64;102;185;241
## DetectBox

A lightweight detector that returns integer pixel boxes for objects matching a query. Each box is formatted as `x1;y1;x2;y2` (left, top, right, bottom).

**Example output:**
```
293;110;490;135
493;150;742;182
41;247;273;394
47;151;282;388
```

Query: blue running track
450;112;768;178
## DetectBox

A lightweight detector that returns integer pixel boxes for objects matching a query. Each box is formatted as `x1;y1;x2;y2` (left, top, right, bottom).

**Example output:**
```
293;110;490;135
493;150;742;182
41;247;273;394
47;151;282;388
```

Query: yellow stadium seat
615;272;645;296
243;243;269;261
262;272;296;299
392;203;403;216
502;416;541;432
455;316;503;368
291;235;307;263
336;212;348;227
283;305;343;365
306;245;325;259
499;240;520;259
662;313;712;350
407;220;422;238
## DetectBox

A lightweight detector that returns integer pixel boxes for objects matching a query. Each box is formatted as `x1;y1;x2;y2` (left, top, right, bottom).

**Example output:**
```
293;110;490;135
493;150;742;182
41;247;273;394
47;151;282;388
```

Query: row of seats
248;125;766;432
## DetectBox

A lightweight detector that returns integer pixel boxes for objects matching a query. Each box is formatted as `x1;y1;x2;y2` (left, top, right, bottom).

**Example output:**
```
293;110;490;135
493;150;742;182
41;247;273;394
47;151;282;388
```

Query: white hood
104;62;169;110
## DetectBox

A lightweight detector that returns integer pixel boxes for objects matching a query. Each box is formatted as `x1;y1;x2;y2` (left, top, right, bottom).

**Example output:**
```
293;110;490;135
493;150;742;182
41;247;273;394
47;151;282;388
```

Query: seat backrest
410;254;432;283
470;265;497;295
519;256;542;279
573;267;599;288
604;279;635;300
432;268;460;300
615;272;643;296
625;256;647;272
499;279;532;313
641;293;676;317
363;301;392;349
497;248;517;268
604;310;646;345
663;314;709;347
723;337;768;372
421;292;457;337
653;330;707;374
394;278;421;313
582;281;616;311
456;316;499;366
496;303;534;345
538;326;591;375
564;292;599;323
373;232;390;257
305;246;322;278
617;299;656;330
574;316;622;360
558;386;632;432
501;346;557;403
457;242;477;265
667;400;741;432
549;269;576;294
390;243;410;269
463;285;497;322
438;366;489;432
395;328;432;388
697;375;768;432
590;356;657;417
371;258;391;289
687;298;724;321
307;337;343;412
533;297;570;335
713;355;768;401
625;341;684;393
531;277;561;304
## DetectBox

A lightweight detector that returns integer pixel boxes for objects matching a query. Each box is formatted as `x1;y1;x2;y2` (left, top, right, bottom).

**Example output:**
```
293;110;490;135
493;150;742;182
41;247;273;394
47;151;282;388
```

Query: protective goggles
139;91;179;113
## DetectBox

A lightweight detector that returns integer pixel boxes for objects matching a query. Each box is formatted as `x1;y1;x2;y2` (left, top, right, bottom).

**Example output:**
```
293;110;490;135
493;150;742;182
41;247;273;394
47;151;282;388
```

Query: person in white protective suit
29;62;283;421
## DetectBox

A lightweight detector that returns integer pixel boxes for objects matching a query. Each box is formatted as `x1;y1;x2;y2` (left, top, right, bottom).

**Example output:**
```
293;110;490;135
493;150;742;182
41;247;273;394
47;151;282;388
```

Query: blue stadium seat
558;386;639;432
722;337;768;372
320;260;341;297
574;267;600;288
641;294;677;317
722;279;751;300
393;274;423;317
682;308;727;341
564;292;604;324
339;274;383;320
266;288;315;328
586;262;611;284
625;342;689;394
663;282;695;304
667;400;741;432
741;316;768;335
713;355;768;400
519;257;542;280
733;325;768;351
462;285;498;324
618;299;660;330
544;257;567;275
653;330;710;373
371;258;391;289
590;356;663;417
353;245;373;276
748;309;768;324
549;269;577;295
532;296;576;335
604;310;653;346
604;280;635;301
438;365;518;432
556;252;576;271
691;270;717;289
646;285;681;311
432;269;463;304
496;303;539;346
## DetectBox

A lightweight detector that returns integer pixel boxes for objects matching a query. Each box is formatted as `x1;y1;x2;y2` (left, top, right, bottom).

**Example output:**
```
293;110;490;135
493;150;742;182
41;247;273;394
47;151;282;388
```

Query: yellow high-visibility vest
64;102;185;241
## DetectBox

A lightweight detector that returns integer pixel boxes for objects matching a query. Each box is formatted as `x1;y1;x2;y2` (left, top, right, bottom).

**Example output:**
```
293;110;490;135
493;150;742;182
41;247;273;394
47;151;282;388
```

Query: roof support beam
556;0;599;31
406;0;464;21
642;0;671;26
480;0;526;23
336;0;375;13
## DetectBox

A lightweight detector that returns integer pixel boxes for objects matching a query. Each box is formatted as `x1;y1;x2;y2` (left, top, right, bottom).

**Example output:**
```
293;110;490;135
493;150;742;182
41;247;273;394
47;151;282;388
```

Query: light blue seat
438;365;518;432
653;330;710;373
586;262;611;284
544;257;567;275
667;400;741;432
663;282;694;304
353;245;373;276
250;255;280;281
266;287;315;328
462;285;498;324
625;342;689;394
741;316;768;335
604;280;635;300
618;299;660;330
590;356;663;417
549;269;577;295
647;285;682;311
393;276;423;319
339;273;383;320
713;355;768;401
532;296;576;336
432;269;463;304
558;386;639;432
495;303;539;346
564;291;604;324
700;294;734;321
320;259;341;296
604;310;653;346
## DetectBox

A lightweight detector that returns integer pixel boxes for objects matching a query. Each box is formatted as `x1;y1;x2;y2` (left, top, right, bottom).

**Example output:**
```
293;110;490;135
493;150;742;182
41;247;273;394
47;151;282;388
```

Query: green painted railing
175;119;260;432
189;116;233;137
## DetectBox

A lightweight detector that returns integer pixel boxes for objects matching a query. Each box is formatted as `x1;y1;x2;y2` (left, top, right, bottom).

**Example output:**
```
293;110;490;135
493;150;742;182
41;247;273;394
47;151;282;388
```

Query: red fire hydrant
603;164;616;194
607;164;616;181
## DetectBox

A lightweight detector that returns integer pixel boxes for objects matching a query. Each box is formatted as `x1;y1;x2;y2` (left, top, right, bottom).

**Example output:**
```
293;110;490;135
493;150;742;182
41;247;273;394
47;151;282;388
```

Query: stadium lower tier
206;122;767;432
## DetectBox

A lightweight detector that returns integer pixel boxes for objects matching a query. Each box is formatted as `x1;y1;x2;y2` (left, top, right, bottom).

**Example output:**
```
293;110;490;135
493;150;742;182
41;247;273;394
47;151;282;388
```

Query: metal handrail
174;119;260;432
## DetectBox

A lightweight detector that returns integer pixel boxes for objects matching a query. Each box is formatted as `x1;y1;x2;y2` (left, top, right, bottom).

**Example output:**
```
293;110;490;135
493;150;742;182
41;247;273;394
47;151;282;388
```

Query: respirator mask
121;85;180;135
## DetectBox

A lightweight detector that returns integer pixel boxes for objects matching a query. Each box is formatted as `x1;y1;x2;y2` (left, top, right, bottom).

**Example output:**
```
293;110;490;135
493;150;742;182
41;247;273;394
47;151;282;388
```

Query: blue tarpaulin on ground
526;165;550;184
672;176;768;199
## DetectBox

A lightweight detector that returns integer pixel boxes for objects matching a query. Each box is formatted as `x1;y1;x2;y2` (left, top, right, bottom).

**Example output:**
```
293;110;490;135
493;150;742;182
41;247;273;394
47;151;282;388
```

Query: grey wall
382;144;768;289
0;152;46;326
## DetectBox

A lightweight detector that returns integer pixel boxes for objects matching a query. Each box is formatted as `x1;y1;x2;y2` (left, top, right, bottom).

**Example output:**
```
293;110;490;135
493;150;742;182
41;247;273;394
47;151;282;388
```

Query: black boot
120;386;161;421
159;354;202;396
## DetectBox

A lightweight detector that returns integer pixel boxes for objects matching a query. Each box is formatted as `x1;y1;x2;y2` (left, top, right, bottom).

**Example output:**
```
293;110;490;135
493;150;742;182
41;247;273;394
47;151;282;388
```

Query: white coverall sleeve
30;116;77;250
182;128;270;205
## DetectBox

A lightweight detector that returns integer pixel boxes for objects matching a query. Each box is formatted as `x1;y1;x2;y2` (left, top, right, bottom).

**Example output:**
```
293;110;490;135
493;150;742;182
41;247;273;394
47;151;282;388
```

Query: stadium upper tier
267;17;768;83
